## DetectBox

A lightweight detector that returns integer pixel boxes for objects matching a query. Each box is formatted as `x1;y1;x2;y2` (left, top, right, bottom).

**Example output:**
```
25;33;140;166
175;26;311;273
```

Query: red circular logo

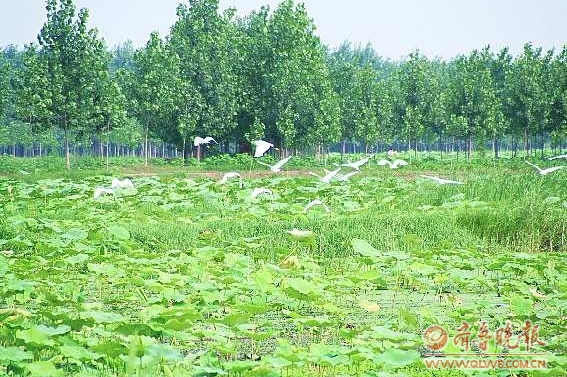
423;325;448;351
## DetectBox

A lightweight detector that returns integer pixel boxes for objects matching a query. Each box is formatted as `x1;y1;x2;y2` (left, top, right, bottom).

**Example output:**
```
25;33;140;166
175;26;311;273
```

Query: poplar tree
168;0;239;159
34;0;111;168
131;32;177;166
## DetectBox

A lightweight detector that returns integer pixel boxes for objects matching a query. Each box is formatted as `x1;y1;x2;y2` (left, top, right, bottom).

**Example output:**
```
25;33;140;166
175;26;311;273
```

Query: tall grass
128;163;567;257
4;154;566;256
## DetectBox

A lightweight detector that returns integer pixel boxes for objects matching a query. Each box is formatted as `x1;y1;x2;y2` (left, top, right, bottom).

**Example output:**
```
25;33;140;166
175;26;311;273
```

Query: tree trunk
540;132;545;158
467;134;473;159
413;138;418;160
64;116;70;170
106;124;110;170
493;134;499;158
523;126;528;157
144;124;149;167
456;138;459;161
182;136;186;165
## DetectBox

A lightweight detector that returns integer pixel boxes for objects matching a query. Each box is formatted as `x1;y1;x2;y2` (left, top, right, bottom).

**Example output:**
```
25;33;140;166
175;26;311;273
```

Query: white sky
1;0;566;60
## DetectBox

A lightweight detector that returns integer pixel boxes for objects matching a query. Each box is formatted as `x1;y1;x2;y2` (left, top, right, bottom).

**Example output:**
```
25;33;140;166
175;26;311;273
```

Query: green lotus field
1;154;566;376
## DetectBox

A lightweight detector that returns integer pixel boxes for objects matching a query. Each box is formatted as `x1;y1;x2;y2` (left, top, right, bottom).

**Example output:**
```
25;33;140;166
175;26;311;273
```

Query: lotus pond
1;158;566;376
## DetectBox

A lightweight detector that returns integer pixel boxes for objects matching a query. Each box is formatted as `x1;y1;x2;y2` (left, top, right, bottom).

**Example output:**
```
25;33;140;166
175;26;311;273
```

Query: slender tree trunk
106;122;110;170
467;134;472;159
523;126;528;157
540;132;544;158
64;116;70;170
182;136;186;165
144;124;149;167
456;138;459;161
341;140;346;160
493;134;499;158
414;138;418;160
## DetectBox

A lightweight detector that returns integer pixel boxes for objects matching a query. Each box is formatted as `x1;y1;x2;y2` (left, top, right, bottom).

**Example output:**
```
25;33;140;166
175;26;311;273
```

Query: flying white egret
303;199;330;213
111;178;135;189
341;156;372;170
377;159;408;169
309;167;341;183
253;140;274;158
219;172;243;188
337;170;360;181
548;154;567;160
194;136;217;146
420;175;464;185
250;187;273;199
257;156;292;173
93;187;114;199
525;161;564;175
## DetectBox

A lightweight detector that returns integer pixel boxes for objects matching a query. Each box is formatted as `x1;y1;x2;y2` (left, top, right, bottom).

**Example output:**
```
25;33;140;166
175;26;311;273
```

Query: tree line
1;0;567;168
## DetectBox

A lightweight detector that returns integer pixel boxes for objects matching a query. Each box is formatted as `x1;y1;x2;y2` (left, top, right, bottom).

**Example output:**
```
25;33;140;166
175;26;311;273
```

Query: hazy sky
1;0;566;60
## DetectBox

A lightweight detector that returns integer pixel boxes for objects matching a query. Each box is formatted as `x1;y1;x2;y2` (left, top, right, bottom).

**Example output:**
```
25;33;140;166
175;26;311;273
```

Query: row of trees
1;0;567;168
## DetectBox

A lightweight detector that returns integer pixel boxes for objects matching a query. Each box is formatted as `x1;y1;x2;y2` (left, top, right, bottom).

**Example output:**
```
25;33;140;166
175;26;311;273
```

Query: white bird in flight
253;140;274;158
111;178;135;189
548;154;567;160
377;159;408;169
219;172;243;188
341;156;372;170
194;136;217;146
337;170;359;181
309;168;341;183
93;187;114;199
525;161;564;175
257;156;292;173
420;175;464;185
303;199;330;213
250;187;273;199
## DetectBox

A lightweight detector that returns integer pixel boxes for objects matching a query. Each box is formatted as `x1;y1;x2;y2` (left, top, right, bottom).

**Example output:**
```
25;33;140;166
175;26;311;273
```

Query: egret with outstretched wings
525;161;564;175
257;156;292;173
420;175;464;185
253;140;274;158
